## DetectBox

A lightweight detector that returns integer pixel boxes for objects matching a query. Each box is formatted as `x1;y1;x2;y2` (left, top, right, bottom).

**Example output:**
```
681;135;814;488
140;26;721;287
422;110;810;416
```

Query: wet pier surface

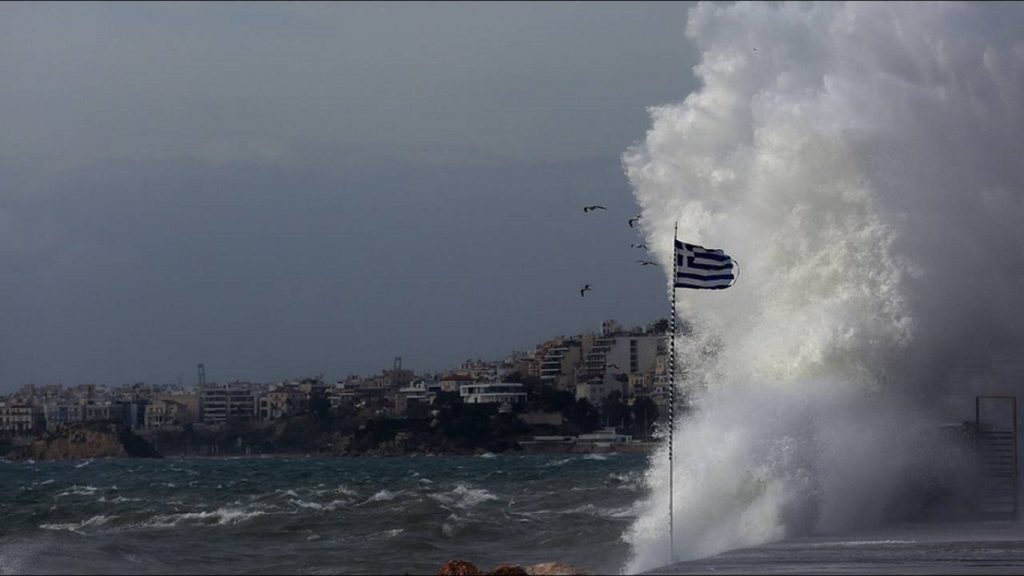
646;520;1024;574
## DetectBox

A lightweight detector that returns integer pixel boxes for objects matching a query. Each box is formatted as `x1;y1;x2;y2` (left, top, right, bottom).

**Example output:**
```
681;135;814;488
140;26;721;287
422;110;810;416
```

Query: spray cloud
623;2;1024;572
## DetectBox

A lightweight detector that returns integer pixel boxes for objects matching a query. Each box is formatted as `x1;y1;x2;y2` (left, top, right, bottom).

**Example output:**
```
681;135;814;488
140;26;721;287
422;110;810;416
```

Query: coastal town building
1;317;670;436
144;399;193;430
440;374;476;393
43;403;85;431
459;382;527;407
539;339;582;392
0;402;45;435
258;385;307;421
200;382;259;425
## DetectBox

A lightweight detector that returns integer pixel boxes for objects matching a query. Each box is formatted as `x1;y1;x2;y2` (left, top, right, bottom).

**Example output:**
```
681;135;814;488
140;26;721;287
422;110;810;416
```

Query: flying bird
631;242;649;250
583;205;607;213
580;284;592;297
606;363;621;370
637;260;658;266
628;215;641;228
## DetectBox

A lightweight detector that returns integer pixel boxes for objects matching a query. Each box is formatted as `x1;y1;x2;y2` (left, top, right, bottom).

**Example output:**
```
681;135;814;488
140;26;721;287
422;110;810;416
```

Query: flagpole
669;221;677;563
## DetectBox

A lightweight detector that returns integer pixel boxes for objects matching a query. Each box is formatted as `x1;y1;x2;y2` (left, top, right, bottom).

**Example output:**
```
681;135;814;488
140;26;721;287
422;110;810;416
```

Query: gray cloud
0;0;700;389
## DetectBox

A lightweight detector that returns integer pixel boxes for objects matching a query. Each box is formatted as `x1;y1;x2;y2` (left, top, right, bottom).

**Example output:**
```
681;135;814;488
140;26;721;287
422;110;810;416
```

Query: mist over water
622;2;1024;572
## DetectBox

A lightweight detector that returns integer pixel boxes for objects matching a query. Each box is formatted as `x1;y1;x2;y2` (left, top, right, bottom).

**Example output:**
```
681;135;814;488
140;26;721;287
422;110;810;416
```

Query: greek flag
674;240;737;290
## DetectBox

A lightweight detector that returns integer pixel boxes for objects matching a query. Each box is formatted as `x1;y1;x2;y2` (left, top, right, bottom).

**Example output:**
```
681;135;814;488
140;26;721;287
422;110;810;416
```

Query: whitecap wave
56;485;98;498
142;507;267;528
288;498;348;512
40;514;115;532
357;489;401;505
429;483;498;509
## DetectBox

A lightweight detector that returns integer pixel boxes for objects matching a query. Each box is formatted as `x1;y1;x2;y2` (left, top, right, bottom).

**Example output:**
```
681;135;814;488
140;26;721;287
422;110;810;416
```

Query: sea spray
622;2;1024;572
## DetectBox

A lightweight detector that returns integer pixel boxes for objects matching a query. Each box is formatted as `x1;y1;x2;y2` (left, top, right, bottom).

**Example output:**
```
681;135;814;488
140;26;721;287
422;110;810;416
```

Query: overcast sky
0;1;700;389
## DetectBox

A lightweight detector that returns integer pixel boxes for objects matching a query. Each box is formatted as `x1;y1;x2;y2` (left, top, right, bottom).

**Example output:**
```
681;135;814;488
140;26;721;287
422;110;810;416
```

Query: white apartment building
459;382;527;406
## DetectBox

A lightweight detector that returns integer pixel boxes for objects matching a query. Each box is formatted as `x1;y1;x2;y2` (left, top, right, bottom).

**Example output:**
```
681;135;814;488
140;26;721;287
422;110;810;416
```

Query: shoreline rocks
9;421;161;460
437;560;589;575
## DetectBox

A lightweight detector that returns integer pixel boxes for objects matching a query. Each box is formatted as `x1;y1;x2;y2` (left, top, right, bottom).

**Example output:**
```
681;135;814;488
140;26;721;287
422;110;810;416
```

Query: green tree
309;388;332;423
630;396;658;438
563;398;600;434
600;390;631;431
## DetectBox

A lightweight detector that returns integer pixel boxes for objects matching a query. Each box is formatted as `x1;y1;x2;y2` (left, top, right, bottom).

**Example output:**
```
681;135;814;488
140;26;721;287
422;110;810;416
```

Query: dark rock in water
438;560;481;575
16;421;162;460
489;564;528;575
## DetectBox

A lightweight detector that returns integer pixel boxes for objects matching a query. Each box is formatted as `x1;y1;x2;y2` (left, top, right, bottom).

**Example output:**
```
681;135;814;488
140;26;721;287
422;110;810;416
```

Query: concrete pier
646;520;1024;574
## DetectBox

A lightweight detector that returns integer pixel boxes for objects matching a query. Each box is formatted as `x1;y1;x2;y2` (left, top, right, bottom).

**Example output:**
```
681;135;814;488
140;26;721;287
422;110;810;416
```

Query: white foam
358;489;401;505
429;483;499;509
288;498;348;512
98;495;141;504
542;458;572;468
142;507;267;528
56;485;98;498
621;2;1024;572
40;514;114;532
335;485;358;496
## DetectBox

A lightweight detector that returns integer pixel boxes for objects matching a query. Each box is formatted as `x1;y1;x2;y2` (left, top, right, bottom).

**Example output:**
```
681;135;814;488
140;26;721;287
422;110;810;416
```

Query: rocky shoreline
5;421;162;461
437;560;589;575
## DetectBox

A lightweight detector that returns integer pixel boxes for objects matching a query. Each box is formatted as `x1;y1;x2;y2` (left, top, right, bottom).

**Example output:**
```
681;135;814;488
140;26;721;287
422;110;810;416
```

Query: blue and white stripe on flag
674;240;737;290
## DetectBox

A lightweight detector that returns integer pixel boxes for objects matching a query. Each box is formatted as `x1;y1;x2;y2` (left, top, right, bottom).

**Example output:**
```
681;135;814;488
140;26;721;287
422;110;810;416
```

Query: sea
0;453;648;575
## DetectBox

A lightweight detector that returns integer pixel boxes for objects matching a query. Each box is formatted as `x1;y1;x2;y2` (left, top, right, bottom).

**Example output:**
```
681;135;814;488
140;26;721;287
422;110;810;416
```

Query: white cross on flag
674;240;737;290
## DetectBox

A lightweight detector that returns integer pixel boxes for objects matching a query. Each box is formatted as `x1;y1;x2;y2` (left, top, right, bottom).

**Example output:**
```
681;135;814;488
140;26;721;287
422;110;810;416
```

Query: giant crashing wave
621;2;1024;573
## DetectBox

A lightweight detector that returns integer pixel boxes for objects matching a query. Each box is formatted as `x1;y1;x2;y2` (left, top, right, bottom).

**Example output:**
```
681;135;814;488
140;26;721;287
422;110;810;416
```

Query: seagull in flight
636;260;658;266
606;363;621;370
628;215;641;228
583;205;607;213
631;242;648;250
580;284;592;297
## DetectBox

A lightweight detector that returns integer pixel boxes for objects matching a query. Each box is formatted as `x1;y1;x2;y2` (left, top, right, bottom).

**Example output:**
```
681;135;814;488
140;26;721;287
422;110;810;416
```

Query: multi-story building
510;351;541;379
83;402;125;423
592;335;663;379
440;374;476;393
0;402;45;436
582;334;619;381
200;382;258;425
459;382;527;408
330;379;363;408
144;399;193;430
651;372;672;422
628;373;654;398
258;385;307;421
43;402;84;431
393;380;441;416
539;340;582;392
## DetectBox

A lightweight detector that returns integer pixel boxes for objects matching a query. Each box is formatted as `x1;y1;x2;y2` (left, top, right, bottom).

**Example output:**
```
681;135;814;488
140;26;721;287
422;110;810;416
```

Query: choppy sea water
0;453;649;575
